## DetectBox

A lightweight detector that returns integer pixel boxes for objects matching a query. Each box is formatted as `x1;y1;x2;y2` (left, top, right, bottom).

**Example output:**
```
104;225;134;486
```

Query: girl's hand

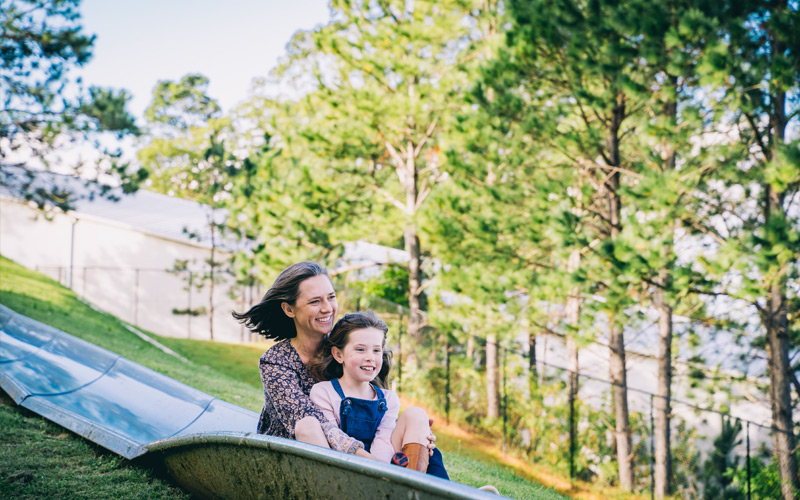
355;449;382;461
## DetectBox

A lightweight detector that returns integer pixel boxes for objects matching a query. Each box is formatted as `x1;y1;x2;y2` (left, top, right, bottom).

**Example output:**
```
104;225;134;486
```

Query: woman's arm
261;360;364;454
309;382;340;427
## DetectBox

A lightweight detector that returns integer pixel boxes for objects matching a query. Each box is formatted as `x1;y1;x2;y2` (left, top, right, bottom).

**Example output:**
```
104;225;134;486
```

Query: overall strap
330;378;347;399
372;384;388;412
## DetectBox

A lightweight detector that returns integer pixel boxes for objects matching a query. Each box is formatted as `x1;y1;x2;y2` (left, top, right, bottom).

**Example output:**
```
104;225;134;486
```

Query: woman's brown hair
311;310;393;389
232;261;331;341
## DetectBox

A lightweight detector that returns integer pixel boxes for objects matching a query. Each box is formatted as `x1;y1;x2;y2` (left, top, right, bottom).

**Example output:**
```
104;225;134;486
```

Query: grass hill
0;256;567;500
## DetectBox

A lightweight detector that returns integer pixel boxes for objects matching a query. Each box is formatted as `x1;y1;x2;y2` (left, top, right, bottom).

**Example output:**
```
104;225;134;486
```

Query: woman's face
282;274;337;338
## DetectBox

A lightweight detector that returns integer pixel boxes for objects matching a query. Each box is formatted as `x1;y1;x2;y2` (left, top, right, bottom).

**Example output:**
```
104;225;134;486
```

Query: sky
76;0;331;122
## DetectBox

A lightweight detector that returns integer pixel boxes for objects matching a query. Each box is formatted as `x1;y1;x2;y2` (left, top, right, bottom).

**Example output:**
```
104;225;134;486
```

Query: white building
0;168;259;343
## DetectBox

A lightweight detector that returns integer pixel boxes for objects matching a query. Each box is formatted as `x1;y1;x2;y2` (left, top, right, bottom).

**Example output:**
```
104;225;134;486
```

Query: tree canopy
0;0;141;211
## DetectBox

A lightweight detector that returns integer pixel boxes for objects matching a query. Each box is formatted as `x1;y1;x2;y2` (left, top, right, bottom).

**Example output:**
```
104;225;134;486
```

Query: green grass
446;453;568;500
154;336;270;391
0;255;568;500
0;392;189;500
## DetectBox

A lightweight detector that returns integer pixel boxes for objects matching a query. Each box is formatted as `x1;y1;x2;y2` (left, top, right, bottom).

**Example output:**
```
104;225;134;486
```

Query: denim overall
331;378;387;452
331;379;450;480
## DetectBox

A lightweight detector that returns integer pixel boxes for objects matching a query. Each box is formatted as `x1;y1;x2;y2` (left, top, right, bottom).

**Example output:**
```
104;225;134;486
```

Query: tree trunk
654;84;677;499
764;189;799;500
758;74;800;500
405;224;423;344
487;333;500;419
653;278;672;498
606;95;633;492
403;140;423;358
609;321;633;491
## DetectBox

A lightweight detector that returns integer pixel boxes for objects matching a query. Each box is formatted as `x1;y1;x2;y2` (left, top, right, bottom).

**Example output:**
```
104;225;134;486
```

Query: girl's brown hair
311;310;393;389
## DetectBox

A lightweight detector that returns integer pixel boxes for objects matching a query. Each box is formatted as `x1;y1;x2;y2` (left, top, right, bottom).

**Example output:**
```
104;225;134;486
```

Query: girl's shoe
402;443;430;473
391;452;409;467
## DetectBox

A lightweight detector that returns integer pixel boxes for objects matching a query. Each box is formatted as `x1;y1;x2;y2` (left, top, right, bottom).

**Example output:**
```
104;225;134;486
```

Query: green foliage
230;0;503;325
348;265;411;308
171;307;206;317
77;87;140;137
701;417;746;500
139;73;237;205
1;0;93;131
145;74;221;130
733;452;800;500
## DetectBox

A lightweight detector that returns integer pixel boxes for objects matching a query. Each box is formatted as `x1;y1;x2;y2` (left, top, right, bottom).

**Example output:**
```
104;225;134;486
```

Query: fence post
529;332;537;381
134;268;140;325
569;370;576;485
746;421;751;500
445;336;450;425
502;346;507;456
69;218;76;289
187;271;193;338
397;312;403;392
650;395;655;500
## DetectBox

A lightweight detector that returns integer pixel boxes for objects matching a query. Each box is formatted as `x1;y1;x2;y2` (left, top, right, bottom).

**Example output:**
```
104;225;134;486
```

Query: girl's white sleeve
370;389;401;463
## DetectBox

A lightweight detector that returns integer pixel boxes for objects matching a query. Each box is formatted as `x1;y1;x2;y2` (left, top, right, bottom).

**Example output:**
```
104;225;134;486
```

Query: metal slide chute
146;432;498;500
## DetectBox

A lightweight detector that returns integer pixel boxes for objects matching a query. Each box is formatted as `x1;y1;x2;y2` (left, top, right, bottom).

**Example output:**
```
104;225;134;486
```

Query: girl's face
331;327;384;385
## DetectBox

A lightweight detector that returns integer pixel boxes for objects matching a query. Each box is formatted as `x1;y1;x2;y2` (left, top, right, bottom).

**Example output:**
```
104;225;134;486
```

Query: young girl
310;310;449;479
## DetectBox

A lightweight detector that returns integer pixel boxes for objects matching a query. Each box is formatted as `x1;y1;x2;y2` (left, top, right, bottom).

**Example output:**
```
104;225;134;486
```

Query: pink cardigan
310;380;400;463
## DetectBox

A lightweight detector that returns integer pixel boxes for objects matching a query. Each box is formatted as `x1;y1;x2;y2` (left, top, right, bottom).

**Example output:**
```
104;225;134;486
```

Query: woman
232;261;436;460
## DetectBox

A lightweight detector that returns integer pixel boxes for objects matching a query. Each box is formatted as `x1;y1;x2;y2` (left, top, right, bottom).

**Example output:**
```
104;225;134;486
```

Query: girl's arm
369;390;401;462
261;359;364;454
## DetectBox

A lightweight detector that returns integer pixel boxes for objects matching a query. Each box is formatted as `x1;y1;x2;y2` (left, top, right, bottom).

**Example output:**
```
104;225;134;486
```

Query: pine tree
1;0;141;210
691;2;800;497
256;0;502;350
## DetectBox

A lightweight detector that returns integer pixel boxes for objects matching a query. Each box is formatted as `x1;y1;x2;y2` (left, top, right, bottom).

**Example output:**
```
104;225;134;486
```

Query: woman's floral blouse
258;339;364;454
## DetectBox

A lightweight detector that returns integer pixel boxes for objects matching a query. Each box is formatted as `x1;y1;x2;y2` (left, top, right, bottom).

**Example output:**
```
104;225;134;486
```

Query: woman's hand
427;417;436;456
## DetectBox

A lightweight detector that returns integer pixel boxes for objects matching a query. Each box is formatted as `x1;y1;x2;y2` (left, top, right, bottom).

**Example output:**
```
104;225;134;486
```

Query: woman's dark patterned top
258;339;364;454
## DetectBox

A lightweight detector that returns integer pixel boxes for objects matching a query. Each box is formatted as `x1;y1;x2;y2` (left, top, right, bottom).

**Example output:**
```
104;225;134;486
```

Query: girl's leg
295;416;331;448
390;406;431;450
426;448;450;479
391;407;431;473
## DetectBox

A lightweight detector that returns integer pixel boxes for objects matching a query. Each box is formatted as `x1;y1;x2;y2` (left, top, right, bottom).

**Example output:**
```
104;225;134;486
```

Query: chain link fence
35;265;263;343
